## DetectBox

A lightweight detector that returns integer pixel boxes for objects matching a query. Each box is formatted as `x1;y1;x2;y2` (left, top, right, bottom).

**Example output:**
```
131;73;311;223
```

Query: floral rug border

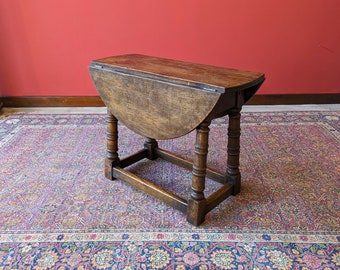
1;230;339;244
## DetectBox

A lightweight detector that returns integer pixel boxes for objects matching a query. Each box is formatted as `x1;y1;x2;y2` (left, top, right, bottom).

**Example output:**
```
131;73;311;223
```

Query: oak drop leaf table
89;54;265;226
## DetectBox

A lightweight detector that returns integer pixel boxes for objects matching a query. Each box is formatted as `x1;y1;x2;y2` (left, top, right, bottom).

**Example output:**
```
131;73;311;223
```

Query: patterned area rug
0;111;339;269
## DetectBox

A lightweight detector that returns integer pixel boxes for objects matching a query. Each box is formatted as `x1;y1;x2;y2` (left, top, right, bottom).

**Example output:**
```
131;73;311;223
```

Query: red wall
1;0;339;97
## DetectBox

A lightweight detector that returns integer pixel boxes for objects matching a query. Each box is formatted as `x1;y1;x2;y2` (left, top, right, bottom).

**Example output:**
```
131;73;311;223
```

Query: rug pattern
0;111;339;269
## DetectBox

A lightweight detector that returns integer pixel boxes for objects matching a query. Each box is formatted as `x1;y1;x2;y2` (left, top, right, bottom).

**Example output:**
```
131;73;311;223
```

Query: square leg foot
227;174;241;195
187;199;206;226
105;158;118;180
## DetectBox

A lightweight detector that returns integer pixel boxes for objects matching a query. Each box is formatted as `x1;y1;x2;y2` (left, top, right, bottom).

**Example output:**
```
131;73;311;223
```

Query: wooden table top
92;54;264;93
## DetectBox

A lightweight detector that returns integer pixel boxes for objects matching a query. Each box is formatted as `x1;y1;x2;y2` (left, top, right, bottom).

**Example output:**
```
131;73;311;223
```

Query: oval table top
89;54;264;139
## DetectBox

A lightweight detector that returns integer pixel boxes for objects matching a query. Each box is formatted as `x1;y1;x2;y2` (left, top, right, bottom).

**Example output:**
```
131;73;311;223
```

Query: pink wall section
0;0;339;97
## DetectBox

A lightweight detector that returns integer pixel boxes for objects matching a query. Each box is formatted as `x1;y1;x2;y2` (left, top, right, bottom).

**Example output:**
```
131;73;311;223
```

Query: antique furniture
89;54;265;225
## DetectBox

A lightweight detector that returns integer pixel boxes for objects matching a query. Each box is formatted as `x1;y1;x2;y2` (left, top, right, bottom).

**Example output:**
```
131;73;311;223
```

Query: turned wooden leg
105;110;120;180
226;109;241;195
187;121;210;225
144;138;158;160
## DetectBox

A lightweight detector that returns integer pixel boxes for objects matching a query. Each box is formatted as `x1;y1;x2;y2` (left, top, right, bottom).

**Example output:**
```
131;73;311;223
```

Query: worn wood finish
206;184;233;213
187;121;210;225
120;149;148;168
226;109;242;195
155;148;226;184
90;68;219;139
112;167;188;213
89;54;265;226
105;112;119;180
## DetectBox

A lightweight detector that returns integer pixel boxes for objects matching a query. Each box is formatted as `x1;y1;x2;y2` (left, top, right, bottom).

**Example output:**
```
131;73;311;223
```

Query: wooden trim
1;94;339;107
2;96;105;107
247;94;340;105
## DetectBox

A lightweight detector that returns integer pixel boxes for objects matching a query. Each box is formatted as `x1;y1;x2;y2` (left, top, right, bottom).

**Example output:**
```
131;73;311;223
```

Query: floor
2;104;340;114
